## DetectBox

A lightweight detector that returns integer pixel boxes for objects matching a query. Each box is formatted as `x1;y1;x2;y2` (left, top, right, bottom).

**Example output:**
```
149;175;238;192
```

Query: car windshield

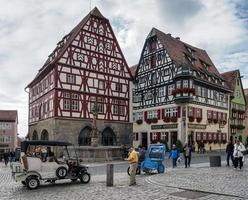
64;146;77;160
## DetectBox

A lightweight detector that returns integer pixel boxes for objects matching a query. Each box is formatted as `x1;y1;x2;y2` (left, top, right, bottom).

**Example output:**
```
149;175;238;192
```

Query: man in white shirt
233;140;246;169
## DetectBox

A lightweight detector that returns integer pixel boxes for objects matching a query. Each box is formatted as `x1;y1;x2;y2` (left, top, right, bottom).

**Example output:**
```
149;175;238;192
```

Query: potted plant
136;119;143;124
188;116;194;122
163;116;170;123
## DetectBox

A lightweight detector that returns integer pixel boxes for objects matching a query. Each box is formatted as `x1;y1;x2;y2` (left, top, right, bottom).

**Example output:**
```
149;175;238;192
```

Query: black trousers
234;157;243;169
184;156;191;167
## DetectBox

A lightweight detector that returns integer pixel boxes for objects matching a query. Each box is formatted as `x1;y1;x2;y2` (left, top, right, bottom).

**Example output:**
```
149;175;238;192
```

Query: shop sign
151;124;178;130
188;124;206;129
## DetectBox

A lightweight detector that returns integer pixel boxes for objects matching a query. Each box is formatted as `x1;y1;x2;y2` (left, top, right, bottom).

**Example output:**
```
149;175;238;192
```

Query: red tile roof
0;110;18;122
220;70;239;91
151;28;221;77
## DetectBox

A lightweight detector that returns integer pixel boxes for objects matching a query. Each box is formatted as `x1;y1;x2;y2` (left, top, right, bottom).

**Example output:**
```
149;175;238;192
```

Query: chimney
176;37;180;40
167;33;171;37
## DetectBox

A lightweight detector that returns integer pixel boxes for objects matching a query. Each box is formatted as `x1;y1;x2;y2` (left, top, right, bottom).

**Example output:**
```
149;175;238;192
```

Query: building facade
26;8;133;146
132;28;231;150
0;110;18;158
221;70;247;143
244;88;248;144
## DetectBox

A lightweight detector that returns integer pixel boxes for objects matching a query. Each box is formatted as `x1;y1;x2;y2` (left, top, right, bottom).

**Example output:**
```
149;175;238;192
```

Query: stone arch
101;127;116;146
78;126;92;146
40;129;49;140
32;130;38;140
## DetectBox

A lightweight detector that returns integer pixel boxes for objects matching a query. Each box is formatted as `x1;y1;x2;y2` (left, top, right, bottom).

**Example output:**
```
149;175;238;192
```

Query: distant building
221;70;247;143
132;28;231;150
244;88;248;144
25;7;133;146
0;110;18;158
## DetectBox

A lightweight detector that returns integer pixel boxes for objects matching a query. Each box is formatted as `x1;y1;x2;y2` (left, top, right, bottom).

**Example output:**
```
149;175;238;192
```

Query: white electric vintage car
11;140;90;190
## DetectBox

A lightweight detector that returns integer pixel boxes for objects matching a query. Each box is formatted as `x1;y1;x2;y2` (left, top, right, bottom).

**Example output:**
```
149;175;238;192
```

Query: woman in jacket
169;144;180;168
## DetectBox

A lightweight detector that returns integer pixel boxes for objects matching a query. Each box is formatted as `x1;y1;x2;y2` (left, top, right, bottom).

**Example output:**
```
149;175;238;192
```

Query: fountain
72;103;124;162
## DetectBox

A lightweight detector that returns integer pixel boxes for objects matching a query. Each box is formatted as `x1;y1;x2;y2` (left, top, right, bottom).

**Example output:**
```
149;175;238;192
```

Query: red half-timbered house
26;7;133;146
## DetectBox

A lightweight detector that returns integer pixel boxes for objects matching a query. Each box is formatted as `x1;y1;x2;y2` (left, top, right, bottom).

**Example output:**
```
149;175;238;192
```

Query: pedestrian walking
126;147;138;186
3;151;9;166
169;144;180;168
233;139;245;170
183;142;192;168
226;140;234;166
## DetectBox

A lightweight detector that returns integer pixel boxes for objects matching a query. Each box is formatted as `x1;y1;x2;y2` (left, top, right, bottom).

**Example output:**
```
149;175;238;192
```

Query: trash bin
209;155;221;167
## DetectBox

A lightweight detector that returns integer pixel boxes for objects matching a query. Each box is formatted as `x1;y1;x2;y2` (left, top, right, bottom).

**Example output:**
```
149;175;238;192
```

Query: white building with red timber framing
26;7;133;146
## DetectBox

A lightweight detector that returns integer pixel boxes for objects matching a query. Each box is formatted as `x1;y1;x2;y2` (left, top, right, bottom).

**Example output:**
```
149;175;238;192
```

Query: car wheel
26;176;40;190
79;172;90;184
56;166;68;179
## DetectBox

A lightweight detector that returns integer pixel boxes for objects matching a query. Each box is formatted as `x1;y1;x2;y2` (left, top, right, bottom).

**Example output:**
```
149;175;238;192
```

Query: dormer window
201;61;210;71
187;55;195;65
186;46;195;57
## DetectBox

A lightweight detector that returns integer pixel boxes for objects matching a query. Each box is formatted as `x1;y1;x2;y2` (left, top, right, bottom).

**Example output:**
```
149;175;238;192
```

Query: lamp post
91;102;99;147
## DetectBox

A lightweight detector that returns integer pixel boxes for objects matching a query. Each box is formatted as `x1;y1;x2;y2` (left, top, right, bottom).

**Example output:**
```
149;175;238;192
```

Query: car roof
21;140;72;152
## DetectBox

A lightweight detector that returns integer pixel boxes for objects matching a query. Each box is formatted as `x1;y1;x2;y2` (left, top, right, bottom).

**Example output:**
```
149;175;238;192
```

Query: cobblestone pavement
0;158;247;200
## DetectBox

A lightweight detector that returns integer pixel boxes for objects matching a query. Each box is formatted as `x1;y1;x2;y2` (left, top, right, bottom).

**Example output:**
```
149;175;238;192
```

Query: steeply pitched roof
221;70;239;91
27;7;107;88
149;28;221;77
130;64;138;78
0;110;18;122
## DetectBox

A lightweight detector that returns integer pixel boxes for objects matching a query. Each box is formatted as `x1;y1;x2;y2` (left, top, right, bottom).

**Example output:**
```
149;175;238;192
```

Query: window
72;100;79;111
99;80;105;90
113;100;125;115
161;132;168;141
158;87;165;97
147;110;157;119
115;83;122;92
152;132;157;140
63;92;70;98
183;80;188;88
168;85;174;95
151;73;156;84
90;96;96;112
66;74;76;84
176;81;181;89
97;97;104;113
63;99;70;110
171;108;177;117
165;109;170;117
72;93;79;99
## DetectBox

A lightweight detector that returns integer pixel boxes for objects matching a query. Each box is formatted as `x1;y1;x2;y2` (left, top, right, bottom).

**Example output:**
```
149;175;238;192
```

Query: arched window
101;127;116;146
32;130;38;140
40;129;49;140
78;127;92;146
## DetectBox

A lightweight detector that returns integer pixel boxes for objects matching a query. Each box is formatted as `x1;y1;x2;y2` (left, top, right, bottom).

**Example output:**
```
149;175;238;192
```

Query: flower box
170;116;177;122
236;124;245;130
196;118;202;123
188;116;194;122
213;119;218;124
163;117;170;123
182;87;190;93
136;119;143;124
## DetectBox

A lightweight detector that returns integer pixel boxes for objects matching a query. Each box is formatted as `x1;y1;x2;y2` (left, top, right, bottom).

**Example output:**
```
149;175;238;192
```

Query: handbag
242;156;245;163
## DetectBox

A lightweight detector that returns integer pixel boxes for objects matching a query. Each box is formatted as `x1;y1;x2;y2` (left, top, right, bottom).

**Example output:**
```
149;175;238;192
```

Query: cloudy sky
0;0;248;137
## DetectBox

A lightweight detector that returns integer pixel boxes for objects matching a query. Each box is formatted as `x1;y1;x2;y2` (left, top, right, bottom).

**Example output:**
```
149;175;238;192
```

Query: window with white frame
90;96;96;112
152;132;157;140
137;112;143;120
158;87;165;97
165;108;170;117
161;132;167;141
183;80;188;88
147;110;157;119
72;100;79;111
66;74;76;84
176;81;181;89
63;99;70;110
171;108;177;117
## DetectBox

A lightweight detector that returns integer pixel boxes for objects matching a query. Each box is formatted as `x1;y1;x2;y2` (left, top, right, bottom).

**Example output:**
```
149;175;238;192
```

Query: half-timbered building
221;70;247;143
26;7;133;146
132;28;231;150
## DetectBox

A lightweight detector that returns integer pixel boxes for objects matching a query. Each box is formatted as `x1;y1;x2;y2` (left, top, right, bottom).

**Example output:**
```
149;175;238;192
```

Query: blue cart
127;143;166;175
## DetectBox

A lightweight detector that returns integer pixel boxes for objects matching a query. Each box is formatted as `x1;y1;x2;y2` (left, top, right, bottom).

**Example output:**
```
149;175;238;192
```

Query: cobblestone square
1;156;248;200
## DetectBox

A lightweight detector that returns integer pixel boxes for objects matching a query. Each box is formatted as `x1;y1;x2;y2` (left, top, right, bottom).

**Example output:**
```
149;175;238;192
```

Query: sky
0;0;248;137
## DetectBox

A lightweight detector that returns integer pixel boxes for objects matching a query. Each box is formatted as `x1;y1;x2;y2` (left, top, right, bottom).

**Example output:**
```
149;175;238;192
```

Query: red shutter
144;111;147;121
162;109;165;118
177;106;181;118
157;132;161;141
157;109;161;120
